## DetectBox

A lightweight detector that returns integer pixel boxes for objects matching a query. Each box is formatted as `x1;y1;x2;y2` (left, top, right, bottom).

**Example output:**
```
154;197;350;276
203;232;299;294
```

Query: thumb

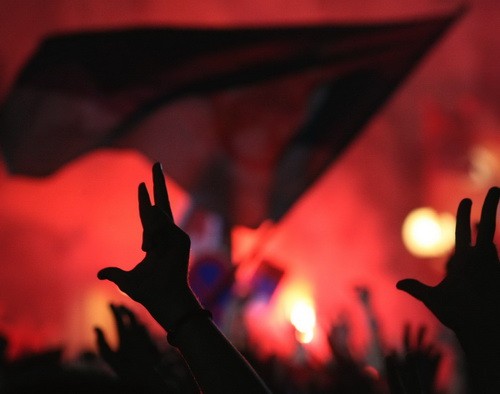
396;279;433;304
97;267;129;290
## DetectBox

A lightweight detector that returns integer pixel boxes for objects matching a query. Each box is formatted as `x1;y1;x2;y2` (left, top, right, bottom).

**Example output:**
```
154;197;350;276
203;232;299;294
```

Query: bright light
295;329;314;344
402;208;455;258
290;300;316;344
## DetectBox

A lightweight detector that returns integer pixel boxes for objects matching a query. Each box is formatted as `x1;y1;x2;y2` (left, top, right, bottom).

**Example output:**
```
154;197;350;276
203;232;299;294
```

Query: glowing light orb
402;208;455;258
290;300;316;344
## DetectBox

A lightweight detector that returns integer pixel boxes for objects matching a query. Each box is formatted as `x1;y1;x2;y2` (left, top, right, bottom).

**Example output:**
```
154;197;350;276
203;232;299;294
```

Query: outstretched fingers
152;162;173;220
403;323;411;353
110;304;127;340
416;325;426;350
139;182;156;251
476;187;500;247
140;164;175;251
455;198;472;254
138;182;153;228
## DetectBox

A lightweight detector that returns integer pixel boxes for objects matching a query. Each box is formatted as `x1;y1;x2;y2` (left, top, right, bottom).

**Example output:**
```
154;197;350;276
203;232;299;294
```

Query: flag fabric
0;11;461;227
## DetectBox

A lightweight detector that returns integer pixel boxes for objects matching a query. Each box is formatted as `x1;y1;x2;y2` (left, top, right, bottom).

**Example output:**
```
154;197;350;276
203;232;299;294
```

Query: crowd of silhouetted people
0;312;451;394
1;163;498;393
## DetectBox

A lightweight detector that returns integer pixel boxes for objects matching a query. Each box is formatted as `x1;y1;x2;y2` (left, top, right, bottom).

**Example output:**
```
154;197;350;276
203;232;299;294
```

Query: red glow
1;2;500;392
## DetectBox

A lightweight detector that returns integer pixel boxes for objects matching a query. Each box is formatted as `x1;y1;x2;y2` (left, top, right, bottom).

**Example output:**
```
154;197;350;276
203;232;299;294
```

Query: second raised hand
397;187;500;347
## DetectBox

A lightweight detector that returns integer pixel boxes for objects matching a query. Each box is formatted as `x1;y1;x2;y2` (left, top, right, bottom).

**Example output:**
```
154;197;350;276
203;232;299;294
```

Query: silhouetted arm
397;186;500;393
98;163;271;394
326;316;378;393
355;286;385;374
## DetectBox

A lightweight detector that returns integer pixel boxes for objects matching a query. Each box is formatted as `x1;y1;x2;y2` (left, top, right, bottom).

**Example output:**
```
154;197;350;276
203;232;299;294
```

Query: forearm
455;332;500;394
135;283;271;391
170;315;271;394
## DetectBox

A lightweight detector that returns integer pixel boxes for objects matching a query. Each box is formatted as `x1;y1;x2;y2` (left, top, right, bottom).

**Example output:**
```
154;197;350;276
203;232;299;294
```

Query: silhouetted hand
94;304;173;392
327;316;379;393
397;187;500;359
97;163;272;393
385;324;441;394
327;315;353;364
98;163;201;329
95;304;161;376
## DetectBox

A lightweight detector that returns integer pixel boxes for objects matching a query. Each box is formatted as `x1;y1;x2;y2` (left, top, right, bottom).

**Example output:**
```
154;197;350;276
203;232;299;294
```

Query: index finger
110;304;126;338
476;187;500;247
138;182;152;229
416;325;426;349
119;305;138;327
152;162;173;220
455;198;472;253
403;323;411;353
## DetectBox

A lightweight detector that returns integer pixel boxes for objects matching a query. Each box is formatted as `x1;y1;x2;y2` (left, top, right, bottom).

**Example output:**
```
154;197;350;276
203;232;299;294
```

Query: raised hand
94;304;168;392
327;314;353;363
385;324;441;394
97;163;272;393
397;186;500;359
326;316;379;393
355;286;385;375
97;163;201;329
95;304;161;374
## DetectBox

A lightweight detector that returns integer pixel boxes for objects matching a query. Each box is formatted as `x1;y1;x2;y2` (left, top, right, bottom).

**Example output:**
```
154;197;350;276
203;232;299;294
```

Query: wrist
455;329;500;364
146;287;203;330
166;309;213;347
